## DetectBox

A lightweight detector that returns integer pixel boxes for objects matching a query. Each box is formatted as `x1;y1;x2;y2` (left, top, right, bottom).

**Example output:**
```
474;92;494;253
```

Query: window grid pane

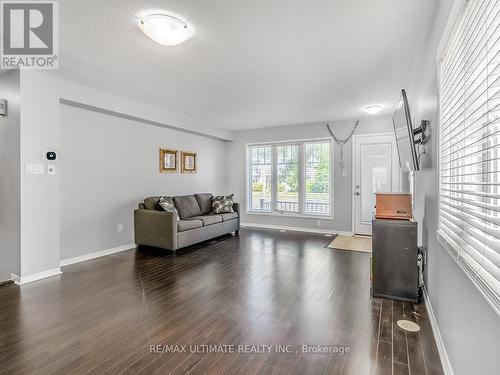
249;146;272;211
305;143;331;215
276;144;299;212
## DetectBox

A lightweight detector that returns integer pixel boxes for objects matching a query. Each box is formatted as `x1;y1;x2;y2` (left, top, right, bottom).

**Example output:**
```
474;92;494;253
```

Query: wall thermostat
0;99;6;116
46;151;57;161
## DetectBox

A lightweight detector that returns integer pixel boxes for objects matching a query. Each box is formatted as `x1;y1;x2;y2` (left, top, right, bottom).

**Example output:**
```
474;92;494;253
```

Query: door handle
354;192;360;196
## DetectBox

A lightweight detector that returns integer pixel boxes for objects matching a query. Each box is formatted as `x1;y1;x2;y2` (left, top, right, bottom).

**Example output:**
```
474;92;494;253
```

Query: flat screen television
393;89;419;171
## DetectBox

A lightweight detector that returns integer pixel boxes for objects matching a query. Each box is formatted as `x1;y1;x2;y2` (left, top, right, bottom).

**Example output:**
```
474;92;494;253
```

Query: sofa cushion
177;219;203;232
144;196;161;210
188;215;223;226
195;193;213;215
158;196;179;221
212;194;234;214
173;195;202;219
220;212;238;222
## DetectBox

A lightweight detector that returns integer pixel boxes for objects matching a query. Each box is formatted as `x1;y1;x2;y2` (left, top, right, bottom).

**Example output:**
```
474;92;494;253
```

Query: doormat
327;235;372;253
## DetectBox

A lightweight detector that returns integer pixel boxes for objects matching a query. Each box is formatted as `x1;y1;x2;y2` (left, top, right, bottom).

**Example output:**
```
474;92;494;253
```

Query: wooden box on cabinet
375;193;412;220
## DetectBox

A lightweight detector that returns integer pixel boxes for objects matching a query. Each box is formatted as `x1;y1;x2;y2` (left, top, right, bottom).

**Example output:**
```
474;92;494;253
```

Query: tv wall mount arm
413;120;429;145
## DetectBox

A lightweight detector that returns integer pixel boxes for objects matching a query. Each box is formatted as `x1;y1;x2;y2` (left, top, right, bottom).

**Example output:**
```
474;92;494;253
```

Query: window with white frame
276;144;300;212
248;145;272;211
247;140;332;216
439;0;500;313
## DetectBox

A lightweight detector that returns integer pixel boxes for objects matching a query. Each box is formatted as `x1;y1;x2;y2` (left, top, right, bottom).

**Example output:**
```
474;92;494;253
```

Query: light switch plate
47;165;56;175
25;164;44;175
0;99;6;116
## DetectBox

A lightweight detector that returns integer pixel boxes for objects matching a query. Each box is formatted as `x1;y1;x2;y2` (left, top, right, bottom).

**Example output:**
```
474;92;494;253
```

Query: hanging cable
326;121;359;176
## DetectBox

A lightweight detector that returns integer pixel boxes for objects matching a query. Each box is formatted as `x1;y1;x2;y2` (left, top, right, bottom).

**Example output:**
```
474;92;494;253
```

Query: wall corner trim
60;243;136;267
241;222;353;236
13;267;62;285
423;288;454;375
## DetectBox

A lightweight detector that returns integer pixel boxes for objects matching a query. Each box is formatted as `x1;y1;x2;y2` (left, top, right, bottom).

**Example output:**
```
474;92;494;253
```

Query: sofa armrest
233;202;240;230
134;209;178;250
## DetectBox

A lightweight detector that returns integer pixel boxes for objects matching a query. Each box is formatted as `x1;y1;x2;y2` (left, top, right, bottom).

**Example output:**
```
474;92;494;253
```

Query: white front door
353;134;401;235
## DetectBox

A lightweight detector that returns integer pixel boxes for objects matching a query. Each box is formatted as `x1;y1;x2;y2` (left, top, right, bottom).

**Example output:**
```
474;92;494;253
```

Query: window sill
245;210;334;221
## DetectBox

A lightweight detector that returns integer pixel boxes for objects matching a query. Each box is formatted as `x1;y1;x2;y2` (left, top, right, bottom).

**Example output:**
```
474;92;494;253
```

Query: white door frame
351;132;401;235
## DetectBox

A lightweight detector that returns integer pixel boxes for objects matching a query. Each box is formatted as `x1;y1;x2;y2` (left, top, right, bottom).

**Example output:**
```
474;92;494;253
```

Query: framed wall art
181;151;197;173
159;148;178;173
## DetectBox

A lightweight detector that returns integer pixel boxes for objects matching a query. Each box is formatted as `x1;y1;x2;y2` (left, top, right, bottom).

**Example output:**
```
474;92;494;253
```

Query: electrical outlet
117;223;123;232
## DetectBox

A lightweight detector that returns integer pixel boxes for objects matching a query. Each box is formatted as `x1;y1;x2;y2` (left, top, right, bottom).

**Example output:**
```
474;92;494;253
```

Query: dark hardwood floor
0;229;443;375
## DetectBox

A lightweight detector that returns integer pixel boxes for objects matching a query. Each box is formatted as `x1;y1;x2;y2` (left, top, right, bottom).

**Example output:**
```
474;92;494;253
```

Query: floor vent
397;320;420;332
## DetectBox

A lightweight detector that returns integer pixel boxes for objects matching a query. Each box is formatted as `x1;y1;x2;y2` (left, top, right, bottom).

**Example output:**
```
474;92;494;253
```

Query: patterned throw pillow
212;194;234;214
158;196;180;221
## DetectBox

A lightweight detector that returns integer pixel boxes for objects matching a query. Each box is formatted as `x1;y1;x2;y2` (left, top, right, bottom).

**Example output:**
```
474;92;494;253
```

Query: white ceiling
57;0;438;131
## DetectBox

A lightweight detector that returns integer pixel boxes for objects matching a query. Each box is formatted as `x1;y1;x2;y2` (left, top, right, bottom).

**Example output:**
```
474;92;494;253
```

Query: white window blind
439;0;500;313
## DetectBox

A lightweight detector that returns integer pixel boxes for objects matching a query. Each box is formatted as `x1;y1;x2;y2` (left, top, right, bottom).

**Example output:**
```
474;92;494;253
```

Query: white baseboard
12;267;62;285
423;288;454;375
241;222;353;236
9;244;136;286
60;243;136;267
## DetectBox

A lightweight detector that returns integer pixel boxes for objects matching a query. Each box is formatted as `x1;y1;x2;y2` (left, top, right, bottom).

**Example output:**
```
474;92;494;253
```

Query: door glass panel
360;143;393;223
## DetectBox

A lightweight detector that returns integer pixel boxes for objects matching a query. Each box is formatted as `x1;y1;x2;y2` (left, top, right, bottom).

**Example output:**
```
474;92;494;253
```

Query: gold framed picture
159;149;178;173
181;151;197;173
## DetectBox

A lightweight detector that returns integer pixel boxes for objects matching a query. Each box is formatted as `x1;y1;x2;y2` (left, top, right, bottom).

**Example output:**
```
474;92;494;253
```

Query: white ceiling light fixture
363;105;382;115
138;13;191;46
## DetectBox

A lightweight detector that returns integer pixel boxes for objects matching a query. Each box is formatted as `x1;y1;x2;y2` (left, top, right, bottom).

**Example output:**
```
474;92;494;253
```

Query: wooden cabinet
371;218;418;302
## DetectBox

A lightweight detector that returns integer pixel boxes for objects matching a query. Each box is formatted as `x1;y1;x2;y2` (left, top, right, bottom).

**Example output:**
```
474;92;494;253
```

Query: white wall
15;70;232;280
0;70;21;280
410;1;500;374
60;104;228;260
227;116;394;233
19;71;62;277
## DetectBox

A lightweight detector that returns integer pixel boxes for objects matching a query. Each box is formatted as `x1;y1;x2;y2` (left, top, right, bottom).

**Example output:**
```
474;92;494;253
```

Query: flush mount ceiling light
138;14;191;46
363;105;382;115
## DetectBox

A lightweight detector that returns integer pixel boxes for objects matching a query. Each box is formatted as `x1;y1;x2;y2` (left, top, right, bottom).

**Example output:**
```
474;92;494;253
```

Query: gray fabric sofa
134;193;240;251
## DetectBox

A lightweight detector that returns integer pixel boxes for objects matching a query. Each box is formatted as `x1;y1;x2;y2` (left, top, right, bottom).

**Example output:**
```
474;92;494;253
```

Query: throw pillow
212;194;234;214
158;196;180;221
